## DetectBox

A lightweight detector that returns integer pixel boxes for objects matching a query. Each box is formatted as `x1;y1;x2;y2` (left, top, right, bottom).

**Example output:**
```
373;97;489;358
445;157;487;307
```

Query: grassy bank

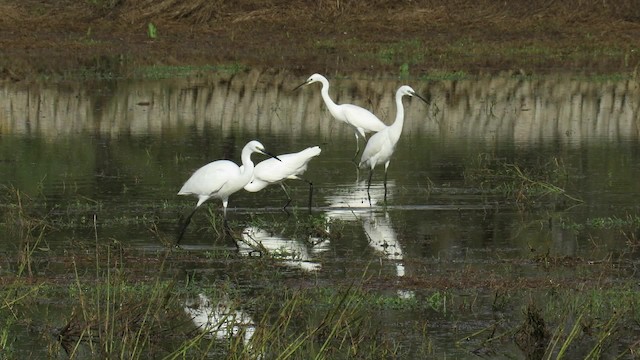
1;1;640;81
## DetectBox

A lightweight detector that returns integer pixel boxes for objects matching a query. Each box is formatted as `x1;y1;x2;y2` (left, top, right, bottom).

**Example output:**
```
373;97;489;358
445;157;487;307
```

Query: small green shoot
147;23;157;39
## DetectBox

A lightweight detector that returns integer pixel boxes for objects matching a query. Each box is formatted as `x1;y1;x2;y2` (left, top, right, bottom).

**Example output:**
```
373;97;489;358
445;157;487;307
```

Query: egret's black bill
414;92;429;104
262;151;282;162
292;80;310;92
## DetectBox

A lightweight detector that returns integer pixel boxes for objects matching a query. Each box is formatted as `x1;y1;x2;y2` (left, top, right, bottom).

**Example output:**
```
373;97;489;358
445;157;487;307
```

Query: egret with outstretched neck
244;146;321;212
359;85;428;203
176;140;280;244
294;73;386;160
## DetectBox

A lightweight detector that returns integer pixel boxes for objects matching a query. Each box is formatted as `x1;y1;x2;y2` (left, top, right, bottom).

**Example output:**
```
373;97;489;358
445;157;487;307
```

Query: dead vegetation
4;0;640;26
1;0;640;80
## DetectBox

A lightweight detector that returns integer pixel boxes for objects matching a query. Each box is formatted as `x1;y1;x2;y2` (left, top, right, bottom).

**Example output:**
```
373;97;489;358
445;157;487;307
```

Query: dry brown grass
1;0;639;79
120;0;226;24
4;0;640;26
121;0;640;24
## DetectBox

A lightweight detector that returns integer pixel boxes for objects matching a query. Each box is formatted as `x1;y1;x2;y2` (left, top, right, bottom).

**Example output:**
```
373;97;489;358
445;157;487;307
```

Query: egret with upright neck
359;85;428;203
294;73;386;160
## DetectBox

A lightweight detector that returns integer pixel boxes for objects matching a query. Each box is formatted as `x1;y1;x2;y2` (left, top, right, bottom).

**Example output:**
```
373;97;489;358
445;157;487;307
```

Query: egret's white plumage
176;140;279;243
295;74;386;158
244;146;321;210
359;85;428;202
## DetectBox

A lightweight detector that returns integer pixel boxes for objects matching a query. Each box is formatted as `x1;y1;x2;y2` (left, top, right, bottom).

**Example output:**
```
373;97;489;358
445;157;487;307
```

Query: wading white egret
294;73;386;159
176;140;280;244
244;146;321;212
359;85;428;202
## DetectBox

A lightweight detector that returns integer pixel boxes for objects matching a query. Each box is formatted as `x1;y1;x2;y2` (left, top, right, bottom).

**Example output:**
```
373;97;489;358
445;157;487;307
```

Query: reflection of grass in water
464;153;582;206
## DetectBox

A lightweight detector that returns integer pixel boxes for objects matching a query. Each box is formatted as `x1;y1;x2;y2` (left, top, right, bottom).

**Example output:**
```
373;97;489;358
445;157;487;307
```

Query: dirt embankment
1;0;640;81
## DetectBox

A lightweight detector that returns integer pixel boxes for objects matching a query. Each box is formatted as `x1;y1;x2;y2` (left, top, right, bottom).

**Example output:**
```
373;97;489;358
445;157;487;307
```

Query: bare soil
1;0;640;80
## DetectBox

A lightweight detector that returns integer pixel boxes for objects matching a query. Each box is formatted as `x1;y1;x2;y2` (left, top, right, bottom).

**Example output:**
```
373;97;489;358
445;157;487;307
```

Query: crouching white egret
244;146;321;212
294;73;386;160
176;140;280;244
359;85;428;203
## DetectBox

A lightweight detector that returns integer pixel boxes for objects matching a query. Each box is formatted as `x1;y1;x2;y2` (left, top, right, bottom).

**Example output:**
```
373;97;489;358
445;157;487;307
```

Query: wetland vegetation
2;1;640;359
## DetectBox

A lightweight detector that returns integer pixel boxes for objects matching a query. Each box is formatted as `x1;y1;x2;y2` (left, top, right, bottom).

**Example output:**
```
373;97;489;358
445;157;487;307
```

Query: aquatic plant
464;153;582;207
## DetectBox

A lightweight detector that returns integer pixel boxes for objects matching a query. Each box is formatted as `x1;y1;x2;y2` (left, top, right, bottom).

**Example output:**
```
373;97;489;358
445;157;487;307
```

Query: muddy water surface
2;71;640;358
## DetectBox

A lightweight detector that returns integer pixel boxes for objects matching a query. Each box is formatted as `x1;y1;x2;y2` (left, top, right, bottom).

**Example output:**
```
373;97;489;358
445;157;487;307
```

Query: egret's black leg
280;183;293;212
278;184;293;217
223;218;233;238
367;169;374;206
297;177;313;214
383;169;388;203
307;180;314;214
352;133;361;163
222;218;239;249
176;207;199;245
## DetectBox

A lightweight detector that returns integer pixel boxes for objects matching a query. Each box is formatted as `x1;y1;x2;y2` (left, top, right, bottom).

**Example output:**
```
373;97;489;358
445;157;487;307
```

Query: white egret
176;140;280;244
359;85;428;202
294;73;386;159
244;146;321;212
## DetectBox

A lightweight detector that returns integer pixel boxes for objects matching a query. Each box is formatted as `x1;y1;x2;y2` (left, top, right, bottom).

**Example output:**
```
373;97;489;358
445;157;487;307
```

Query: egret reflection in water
325;180;394;221
183;293;258;356
362;211;414;299
240;226;321;272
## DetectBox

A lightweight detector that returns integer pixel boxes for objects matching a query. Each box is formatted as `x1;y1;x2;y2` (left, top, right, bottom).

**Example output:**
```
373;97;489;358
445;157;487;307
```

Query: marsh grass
3;180;640;357
0;187;401;358
464;153;582;207
242;284;428;359
2;236;639;358
48;265;432;359
556;213;640;254
459;283;640;359
541;286;640;359
0;186;51;276
51;242;185;358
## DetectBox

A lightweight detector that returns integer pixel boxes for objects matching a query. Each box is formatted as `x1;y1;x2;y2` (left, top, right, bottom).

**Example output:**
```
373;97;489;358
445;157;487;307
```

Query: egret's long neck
319;77;340;117
239;148;255;182
390;92;406;135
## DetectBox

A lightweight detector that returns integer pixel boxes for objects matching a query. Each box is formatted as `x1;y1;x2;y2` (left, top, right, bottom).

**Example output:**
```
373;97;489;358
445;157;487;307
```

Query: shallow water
2;70;640;358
